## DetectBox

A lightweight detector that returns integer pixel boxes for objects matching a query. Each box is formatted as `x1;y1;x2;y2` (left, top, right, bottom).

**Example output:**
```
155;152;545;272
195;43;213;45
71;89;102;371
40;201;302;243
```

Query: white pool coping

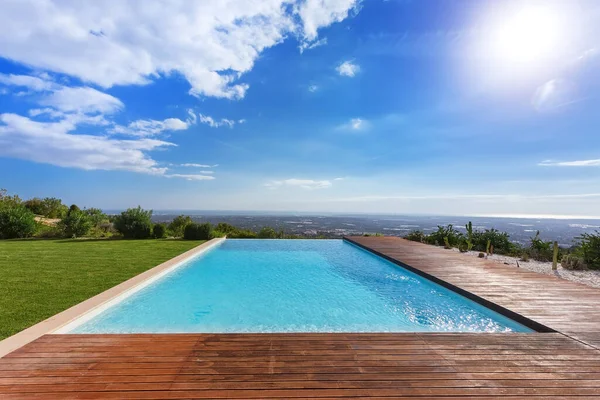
0;237;225;358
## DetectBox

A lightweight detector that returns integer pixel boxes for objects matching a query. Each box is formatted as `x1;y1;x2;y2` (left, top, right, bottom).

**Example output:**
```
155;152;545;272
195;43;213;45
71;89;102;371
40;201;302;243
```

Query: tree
23;197;68;218
168;215;193;237
258;227;279;239
0;205;36;239
84;208;108;227
59;209;93;238
113;206;153;239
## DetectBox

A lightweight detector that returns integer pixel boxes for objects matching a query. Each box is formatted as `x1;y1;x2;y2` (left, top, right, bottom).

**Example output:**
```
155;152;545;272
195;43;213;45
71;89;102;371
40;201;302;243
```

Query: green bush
426;225;463;247
471;228;514;254
84;208;108;227
168;215;193;237
0;205;37;239
258;227;280;239
576;231;600;270
404;230;427;243
59;209;93;238
210;230;227;239
561;254;587;270
113;206;153;239
228;229;257;238
153;223;167;239
24;197;68;219
0;189;22;209
526;231;554;261
184;222;212;240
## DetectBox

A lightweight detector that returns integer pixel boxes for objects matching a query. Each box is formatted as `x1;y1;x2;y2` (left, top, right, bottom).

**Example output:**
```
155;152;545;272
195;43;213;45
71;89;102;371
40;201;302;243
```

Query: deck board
2;333;600;398
3;236;600;398
346;236;600;334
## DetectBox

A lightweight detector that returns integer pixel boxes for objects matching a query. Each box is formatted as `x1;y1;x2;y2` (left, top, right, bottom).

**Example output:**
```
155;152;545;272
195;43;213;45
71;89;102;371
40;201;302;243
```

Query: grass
0;239;204;340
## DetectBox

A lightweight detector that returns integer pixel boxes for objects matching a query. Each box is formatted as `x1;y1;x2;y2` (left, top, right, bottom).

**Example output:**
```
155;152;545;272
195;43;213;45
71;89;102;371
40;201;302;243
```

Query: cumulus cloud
539;159;600;167
265;178;334;190
336;60;360;77
0;73;198;180
0;1;360;100
0;113;172;175
298;0;361;41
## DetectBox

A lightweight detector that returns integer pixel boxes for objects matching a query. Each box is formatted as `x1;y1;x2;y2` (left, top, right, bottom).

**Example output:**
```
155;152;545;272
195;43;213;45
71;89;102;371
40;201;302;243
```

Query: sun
490;6;562;64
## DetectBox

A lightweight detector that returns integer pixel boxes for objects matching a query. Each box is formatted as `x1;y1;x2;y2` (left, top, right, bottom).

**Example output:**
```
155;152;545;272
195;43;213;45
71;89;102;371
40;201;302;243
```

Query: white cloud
298;0;361;41
336;60;360;77
165;174;215;181
0;73;123;115
40;86;124;115
180;163;219;168
337;117;368;131
111;118;189;137
200;170;215;174
0;73;56;92
308;84;319;92
539;159;600;167
0;1;360;100
0;113;172;175
199;114;237;128
299;37;328;53
265;178;333;190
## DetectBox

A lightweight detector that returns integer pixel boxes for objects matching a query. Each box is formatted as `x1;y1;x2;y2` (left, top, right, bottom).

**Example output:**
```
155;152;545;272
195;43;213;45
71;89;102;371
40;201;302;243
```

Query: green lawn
0;239;204;340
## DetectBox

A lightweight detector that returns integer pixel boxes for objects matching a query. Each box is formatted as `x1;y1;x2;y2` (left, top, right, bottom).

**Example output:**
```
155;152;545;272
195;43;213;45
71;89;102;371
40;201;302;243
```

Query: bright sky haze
1;0;599;217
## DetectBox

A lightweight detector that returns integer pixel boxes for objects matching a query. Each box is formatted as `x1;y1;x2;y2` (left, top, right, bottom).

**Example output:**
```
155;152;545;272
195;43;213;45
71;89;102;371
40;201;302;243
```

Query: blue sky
1;0;600;217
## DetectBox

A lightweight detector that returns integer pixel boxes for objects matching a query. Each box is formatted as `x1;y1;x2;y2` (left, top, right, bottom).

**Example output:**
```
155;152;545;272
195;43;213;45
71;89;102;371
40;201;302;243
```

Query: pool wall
344;237;553;333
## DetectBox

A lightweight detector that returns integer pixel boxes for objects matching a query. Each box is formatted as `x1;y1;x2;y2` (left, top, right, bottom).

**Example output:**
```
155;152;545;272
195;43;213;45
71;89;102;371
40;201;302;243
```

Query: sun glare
491;7;561;63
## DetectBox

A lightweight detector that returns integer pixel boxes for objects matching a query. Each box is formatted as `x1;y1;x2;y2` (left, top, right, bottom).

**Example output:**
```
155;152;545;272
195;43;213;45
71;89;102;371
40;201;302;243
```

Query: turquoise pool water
70;239;531;333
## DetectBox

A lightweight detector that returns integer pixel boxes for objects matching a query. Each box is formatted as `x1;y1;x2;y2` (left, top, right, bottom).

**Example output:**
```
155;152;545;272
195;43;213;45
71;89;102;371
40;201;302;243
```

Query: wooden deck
2;236;600;398
346;236;600;334
2;333;600;398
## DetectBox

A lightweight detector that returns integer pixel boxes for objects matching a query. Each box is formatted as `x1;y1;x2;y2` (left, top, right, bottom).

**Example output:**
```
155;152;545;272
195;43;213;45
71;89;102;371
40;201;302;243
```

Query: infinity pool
67;239;531;333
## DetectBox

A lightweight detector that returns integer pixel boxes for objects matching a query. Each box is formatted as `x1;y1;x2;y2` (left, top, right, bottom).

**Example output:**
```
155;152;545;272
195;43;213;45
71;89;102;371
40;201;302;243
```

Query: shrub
526;231;554;262
228;229;257;238
153;223;167;239
68;204;81;214
210;230;227;239
471;228;514;254
576;231;600;270
84;208;108;227
561;254;587;270
0;205;37;239
113;206;153;239
426;225;463;247
0;189;22;209
258;227;280;239
24;197;69;219
184;222;212;240
404;230;427;243
59;209;93;238
168;215;193;237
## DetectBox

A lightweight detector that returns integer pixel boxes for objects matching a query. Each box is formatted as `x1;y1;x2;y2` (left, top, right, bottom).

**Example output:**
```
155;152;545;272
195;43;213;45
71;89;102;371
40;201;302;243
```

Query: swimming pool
64;239;532;333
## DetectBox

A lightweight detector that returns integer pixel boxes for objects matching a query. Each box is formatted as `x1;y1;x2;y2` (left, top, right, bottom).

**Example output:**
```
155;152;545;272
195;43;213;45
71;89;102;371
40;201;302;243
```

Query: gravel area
451;248;600;289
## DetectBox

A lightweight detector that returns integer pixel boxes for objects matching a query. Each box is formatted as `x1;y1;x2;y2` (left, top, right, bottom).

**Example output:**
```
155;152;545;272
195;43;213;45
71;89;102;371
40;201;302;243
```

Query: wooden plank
1;333;600;398
345;236;600;334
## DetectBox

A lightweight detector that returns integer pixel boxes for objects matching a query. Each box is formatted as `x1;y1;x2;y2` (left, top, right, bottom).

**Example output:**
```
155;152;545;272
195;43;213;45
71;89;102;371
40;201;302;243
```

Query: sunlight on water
72;240;531;333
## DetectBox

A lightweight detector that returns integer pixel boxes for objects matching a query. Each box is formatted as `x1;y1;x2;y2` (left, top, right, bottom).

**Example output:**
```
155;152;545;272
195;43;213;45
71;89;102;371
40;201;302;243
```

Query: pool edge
343;236;554;333
0;238;225;358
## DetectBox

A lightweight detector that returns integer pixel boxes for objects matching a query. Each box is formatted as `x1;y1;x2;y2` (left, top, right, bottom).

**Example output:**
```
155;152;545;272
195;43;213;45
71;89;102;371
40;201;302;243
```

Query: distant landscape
149;211;600;247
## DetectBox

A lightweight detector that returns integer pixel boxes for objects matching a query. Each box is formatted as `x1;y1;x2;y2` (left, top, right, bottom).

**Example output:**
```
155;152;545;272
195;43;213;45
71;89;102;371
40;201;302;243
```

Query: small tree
168;215;193;237
153;223;167;239
0;205;37;239
59;209;93;238
0;189;22;209
577;231;600;270
84;208;108;227
113;206;153;239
